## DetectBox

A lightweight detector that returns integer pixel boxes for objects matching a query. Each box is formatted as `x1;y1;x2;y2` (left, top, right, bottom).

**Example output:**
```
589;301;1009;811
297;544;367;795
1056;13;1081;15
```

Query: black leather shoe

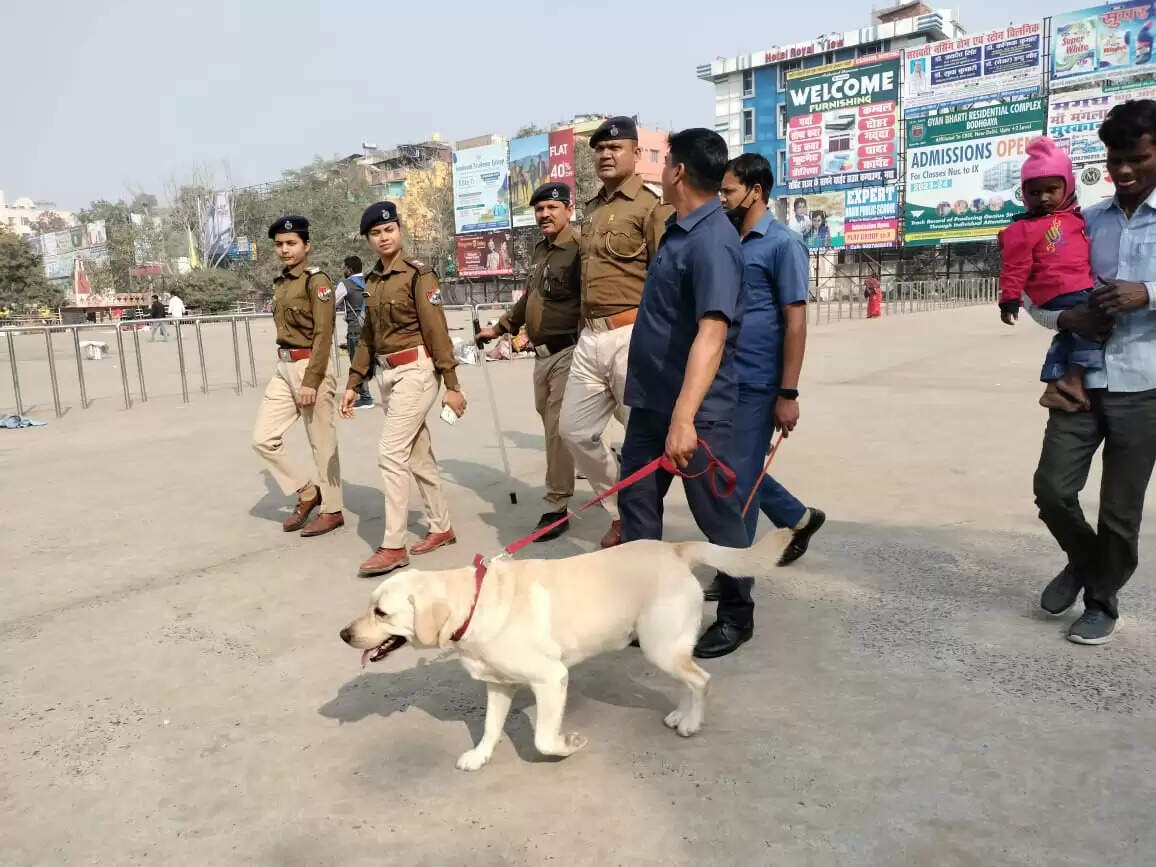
779;507;826;566
703;575;722;602
1040;566;1081;616
532;511;569;543
693;620;753;659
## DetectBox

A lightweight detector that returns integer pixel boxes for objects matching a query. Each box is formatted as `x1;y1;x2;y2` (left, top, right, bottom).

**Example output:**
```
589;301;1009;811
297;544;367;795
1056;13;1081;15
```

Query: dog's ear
411;591;451;647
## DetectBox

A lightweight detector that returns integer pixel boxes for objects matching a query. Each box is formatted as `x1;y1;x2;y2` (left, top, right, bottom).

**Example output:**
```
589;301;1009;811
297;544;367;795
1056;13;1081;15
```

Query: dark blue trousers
618;408;753;624
733;384;806;542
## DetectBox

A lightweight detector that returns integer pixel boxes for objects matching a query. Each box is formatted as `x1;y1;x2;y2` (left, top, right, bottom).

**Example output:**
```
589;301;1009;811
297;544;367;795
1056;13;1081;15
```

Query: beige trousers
251;357;343;513
533;346;576;511
558;324;632;520
374;353;452;548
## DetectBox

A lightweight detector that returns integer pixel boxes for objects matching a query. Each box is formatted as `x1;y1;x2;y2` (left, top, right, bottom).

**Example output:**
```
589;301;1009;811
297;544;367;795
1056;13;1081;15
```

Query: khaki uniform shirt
580;174;672;319
498;225;581;346
347;255;460;391
272;263;334;389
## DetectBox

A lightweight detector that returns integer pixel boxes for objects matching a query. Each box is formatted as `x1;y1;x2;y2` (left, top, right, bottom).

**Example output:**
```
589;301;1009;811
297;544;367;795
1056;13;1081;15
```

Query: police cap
529;182;571;206
268;215;309;239
589;116;638;148
360;201;400;236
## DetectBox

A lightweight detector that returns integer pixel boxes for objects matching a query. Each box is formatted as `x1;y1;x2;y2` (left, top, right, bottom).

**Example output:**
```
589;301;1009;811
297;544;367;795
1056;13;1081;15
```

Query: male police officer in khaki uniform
560;116;672;547
251;216;344;537
477;182;581;541
341;201;467;577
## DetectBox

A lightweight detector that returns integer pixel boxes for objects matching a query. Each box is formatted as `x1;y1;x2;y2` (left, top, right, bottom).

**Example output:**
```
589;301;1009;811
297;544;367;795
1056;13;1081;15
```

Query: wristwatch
779;388;799;400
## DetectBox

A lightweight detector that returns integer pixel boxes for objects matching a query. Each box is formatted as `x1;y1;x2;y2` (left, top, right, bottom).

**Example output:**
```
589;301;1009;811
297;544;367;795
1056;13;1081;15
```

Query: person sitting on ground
998;137;1101;412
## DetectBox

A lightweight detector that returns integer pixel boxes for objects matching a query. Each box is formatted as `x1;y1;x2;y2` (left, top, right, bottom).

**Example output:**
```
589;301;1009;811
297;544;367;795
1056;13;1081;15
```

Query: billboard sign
1051;0;1155;84
1075;162;1117;207
785;53;901;192
455;230;514;278
772;186;897;249
452;142;511;234
1047;78;1156;163
509;129;576;228
902;23;1043;115
903;98;1047;245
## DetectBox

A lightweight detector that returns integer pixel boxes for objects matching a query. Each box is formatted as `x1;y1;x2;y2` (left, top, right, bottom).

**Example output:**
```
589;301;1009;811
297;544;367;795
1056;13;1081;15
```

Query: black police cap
589;116;638;148
529;182;571;206
360;201;399;236
269;215;308;239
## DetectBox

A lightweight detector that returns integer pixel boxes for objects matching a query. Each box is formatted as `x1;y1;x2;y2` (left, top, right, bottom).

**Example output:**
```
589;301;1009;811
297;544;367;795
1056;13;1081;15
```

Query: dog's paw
664;709;701;737
455;748;491;772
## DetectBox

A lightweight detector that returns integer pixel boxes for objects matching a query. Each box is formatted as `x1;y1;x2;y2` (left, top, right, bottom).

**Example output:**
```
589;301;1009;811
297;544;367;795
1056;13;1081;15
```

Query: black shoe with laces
531;511;569;543
1067;609;1117;645
693;619;753;658
1040;566;1082;616
779;508;826;566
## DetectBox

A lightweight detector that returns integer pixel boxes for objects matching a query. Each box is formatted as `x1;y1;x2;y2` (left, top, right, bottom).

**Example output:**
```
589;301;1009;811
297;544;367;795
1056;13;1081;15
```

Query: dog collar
450;554;488;642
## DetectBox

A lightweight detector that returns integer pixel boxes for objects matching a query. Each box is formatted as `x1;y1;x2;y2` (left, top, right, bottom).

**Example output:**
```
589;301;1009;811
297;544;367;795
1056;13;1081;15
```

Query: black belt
534;333;578;357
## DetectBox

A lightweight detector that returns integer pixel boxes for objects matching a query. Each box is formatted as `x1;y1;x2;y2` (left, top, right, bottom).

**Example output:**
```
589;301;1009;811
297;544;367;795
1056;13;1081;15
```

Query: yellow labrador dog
339;530;789;771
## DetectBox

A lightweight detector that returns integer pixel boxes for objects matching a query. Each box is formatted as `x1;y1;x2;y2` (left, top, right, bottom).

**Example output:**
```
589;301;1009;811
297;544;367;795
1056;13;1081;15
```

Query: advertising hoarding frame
784;52;902;193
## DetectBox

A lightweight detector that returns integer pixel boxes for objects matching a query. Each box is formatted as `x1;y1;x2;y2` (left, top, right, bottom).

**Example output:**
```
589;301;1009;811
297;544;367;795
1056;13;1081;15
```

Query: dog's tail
672;528;792;578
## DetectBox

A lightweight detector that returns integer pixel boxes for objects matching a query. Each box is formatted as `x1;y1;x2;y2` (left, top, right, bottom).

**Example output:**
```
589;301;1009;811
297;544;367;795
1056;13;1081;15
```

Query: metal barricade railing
0;313;278;417
809;277;997;325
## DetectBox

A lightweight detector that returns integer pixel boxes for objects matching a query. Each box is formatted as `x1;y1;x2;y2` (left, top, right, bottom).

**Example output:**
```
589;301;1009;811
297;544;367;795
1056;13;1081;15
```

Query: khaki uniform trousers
558;323;632;520
533;346;576;511
374;353;452;548
251;358;343;513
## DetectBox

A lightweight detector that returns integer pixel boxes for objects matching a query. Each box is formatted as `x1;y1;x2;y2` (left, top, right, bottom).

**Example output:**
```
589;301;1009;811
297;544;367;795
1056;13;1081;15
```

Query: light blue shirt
1029;187;1156;392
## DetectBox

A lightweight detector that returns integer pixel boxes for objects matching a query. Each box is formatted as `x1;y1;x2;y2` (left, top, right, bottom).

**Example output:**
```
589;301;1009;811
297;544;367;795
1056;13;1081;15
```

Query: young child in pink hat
998;137;1102;411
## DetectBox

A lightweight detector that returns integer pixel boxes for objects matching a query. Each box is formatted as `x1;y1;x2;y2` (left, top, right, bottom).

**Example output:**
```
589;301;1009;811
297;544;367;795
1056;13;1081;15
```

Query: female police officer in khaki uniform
251;215;344;537
341;201;467;577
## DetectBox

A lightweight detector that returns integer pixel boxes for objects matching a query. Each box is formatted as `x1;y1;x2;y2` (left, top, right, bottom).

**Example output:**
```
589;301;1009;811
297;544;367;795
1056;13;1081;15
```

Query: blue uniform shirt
624;198;745;420
735;212;810;388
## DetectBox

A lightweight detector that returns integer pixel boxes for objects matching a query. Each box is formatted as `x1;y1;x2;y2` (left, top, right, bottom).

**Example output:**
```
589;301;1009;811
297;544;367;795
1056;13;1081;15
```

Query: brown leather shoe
282;487;321;532
358;547;409;578
409;529;456;555
301;510;344;537
600;519;621;549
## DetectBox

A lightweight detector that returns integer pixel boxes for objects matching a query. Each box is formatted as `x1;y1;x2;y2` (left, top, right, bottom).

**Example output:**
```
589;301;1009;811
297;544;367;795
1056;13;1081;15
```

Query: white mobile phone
440;404;458;426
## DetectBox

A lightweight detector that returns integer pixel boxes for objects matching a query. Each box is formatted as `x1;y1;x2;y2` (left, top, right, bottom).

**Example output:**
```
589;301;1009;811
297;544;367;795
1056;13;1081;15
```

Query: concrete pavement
2;305;1155;865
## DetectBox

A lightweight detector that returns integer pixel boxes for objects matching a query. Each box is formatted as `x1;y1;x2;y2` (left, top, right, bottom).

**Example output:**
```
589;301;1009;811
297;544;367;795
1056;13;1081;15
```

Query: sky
6;0;1062;211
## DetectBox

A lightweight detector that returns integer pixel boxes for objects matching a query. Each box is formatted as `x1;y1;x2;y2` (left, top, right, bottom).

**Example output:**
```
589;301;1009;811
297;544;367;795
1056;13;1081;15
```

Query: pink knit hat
1021;137;1075;198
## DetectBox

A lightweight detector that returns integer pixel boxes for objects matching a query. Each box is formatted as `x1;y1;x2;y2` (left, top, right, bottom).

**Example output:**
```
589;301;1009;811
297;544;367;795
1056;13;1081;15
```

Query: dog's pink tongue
360;648;372;668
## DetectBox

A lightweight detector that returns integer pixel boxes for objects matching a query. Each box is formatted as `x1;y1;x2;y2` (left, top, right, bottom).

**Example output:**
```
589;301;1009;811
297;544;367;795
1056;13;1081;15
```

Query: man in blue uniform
714;154;825;601
617;128;753;659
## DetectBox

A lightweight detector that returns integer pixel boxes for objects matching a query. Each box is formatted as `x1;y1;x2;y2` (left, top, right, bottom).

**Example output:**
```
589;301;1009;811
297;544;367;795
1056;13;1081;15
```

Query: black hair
725;153;774;203
1099;99;1156;150
793;197;808;208
344;255;363;273
666;128;729;194
151;294;159;300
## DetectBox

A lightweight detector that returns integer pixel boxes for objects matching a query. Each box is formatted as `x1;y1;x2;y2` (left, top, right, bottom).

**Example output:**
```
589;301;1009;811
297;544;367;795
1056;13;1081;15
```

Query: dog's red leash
450;439;737;642
740;432;784;520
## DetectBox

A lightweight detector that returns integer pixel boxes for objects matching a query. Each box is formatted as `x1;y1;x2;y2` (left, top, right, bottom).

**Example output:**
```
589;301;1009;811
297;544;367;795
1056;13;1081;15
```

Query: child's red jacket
997;208;1094;308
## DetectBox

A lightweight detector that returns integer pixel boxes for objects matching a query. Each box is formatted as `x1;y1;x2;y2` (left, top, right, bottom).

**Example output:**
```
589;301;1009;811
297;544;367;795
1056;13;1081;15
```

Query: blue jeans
619;408;753;623
734;384;806;542
1039;290;1104;383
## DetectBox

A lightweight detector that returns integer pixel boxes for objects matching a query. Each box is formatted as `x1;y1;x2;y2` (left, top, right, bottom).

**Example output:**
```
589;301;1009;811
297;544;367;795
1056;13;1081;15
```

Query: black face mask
726;189;755;231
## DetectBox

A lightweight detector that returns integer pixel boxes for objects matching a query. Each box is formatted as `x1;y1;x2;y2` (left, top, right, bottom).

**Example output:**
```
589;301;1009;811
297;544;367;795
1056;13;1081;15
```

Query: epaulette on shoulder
404;258;434;275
